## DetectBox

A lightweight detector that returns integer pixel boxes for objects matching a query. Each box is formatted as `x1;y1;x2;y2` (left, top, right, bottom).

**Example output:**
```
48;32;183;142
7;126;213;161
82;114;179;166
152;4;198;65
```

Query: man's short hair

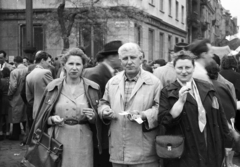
0;50;7;58
14;56;23;63
188;39;210;57
35;51;49;64
118;43;143;58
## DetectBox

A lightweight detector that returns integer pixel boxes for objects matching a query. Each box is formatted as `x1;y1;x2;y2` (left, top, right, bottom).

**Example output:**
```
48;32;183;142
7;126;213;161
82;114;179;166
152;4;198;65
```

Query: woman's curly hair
221;55;238;70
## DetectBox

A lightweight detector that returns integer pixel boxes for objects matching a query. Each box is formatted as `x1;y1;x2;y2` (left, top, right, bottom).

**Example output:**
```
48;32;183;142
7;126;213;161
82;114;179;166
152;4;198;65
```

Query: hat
98;40;123;56
174;42;189;53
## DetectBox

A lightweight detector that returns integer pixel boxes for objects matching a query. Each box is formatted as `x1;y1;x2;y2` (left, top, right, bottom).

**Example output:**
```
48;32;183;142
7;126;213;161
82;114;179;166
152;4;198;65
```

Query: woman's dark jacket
158;79;233;167
220;69;240;100
212;80;236;123
26;77;102;153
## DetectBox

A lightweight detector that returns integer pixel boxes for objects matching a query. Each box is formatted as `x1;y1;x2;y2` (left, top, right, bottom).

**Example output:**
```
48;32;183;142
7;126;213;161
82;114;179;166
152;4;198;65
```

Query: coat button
183;112;186;115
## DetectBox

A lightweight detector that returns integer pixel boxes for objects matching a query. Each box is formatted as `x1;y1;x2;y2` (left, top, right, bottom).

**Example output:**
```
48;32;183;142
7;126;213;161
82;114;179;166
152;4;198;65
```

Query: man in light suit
26;51;53;120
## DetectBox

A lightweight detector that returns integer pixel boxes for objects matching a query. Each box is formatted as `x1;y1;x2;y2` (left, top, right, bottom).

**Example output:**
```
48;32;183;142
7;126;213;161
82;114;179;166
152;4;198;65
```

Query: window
181;5;184;23
135;25;142;46
159;33;164;58
181;39;184;43
148;29;154;61
176;1;179;20
160;0;164;11
169;0;172;16
168;35;172;61
175;37;179;45
20;24;44;56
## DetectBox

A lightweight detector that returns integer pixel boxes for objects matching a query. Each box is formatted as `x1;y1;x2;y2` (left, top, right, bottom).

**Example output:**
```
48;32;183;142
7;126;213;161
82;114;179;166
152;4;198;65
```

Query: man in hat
84;40;123;167
154;42;189;87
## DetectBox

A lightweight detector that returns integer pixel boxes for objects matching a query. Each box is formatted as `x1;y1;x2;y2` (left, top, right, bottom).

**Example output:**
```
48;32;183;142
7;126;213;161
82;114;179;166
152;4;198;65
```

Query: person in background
220;55;240;100
158;54;233;167
220;55;240;133
84;40;122;167
23;57;30;67
8;56;28;140
98;42;162;167
27;48;102;167
154;43;189;87
26;51;53;122
212;54;236;103
142;63;153;73
152;59;166;71
206;60;237;167
53;57;61;76
0;50;12;71
188;39;214;83
0;67;11;140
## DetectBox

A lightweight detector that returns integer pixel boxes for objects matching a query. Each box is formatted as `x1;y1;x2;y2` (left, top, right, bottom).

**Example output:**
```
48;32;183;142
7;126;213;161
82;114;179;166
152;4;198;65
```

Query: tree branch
57;0;67;37
67;13;77;36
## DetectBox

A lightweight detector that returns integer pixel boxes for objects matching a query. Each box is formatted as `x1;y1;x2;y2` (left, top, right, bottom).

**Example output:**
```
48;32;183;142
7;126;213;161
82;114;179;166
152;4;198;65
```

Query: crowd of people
0;39;240;167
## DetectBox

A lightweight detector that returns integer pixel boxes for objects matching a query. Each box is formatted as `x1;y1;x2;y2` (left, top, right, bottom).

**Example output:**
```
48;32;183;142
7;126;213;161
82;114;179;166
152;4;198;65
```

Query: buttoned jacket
98;69;162;164
26;77;102;154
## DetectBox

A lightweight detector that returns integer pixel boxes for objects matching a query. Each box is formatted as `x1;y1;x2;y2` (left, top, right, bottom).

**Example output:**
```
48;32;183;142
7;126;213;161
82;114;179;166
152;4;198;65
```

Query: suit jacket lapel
101;63;113;78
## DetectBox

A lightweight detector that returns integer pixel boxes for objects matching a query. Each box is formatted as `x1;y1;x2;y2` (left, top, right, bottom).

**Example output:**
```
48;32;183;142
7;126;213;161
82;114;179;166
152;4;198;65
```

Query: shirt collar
0;62;6;71
103;62;115;74
124;71;141;82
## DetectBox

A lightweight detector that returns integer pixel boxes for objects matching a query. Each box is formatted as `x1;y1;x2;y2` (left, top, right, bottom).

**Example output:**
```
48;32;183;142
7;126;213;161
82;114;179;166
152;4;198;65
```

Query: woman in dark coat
158;54;232;167
0;67;11;140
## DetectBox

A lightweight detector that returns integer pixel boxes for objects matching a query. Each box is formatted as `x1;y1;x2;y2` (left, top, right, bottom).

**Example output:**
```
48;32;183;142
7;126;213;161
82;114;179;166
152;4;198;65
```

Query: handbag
155;125;184;159
21;110;63;167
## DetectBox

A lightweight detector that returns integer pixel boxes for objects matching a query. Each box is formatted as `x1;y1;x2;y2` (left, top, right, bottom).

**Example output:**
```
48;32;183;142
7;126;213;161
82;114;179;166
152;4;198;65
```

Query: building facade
187;0;238;45
0;0;187;61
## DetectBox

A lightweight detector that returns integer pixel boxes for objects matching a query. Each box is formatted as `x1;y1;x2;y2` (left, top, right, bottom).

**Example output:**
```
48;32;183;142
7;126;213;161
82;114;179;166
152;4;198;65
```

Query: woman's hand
51;115;64;125
178;86;190;104
83;108;96;122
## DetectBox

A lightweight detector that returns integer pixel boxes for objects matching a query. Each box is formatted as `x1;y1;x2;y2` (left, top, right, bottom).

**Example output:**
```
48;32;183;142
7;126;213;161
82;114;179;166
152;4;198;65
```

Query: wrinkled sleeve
98;80;111;125
142;79;162;130
26;79;34;106
158;88;182;128
216;94;234;148
8;71;17;96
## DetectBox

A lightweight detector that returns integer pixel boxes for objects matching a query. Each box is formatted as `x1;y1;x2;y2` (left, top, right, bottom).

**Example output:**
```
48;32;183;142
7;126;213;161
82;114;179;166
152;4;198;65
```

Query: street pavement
1;138;240;167
0;139;26;167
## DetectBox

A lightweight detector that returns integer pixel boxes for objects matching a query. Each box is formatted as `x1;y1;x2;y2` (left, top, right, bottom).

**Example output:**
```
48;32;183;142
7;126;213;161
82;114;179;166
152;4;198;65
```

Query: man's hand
102;108;114;120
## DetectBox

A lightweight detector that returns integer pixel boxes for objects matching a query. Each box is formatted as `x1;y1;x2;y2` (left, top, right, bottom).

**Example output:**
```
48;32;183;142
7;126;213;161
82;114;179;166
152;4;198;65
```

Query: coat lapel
194;79;214;103
128;76;144;101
